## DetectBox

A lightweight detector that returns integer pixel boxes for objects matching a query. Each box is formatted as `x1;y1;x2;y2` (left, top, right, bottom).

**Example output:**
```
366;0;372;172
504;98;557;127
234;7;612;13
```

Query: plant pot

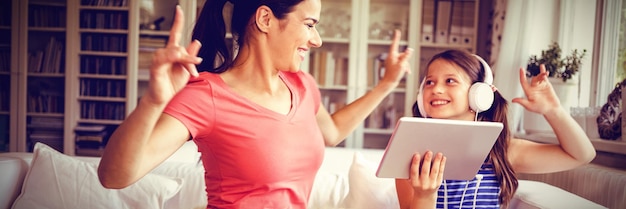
523;77;578;134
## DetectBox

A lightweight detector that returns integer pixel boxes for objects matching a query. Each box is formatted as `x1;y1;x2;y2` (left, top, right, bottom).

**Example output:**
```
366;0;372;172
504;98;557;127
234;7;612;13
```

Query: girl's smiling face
422;59;476;121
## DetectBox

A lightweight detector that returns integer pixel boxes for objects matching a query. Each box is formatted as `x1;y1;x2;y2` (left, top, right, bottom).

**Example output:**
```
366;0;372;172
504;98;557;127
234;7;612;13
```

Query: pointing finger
168;5;185;47
388;30;401;57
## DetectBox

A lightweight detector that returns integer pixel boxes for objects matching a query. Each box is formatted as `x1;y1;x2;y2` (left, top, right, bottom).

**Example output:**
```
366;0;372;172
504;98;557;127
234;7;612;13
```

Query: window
594;0;625;106
615;1;626;83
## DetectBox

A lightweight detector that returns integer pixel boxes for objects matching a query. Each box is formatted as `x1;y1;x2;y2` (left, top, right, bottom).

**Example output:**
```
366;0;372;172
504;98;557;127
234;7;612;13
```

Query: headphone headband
416;54;494;118
473;54;493;85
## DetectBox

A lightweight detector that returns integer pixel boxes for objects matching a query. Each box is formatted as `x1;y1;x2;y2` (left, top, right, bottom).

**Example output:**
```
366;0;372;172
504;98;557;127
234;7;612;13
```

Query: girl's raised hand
381;30;413;86
145;5;202;106
512;64;561;115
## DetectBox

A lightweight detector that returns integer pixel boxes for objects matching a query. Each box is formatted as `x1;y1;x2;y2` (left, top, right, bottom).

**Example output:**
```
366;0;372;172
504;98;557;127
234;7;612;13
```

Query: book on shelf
26;91;64;114
80;56;127;75
28;117;64;129
309;50;337;86
333;56;348;86
81;0;129;7
371;53;386;86
80;101;126;120
27;51;44;73
29;5;66;28
80;10;129;30
75;124;110;149
75;124;107;132
421;0;436;43
448;1;464;44
461;0;476;46
434;0;452;44
27;37;64;74
0;89;7;112
372;52;405;88
139;36;167;49
81;34;127;53
365;93;402;130
322;95;346;114
29;130;64;152
79;79;126;97
0;48;10;71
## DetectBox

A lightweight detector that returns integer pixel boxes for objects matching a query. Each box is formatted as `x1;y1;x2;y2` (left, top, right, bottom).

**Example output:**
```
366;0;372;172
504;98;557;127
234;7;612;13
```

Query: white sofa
0;142;607;209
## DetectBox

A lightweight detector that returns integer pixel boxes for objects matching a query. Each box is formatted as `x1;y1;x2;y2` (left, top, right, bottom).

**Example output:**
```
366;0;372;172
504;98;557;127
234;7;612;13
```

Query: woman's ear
254;5;272;33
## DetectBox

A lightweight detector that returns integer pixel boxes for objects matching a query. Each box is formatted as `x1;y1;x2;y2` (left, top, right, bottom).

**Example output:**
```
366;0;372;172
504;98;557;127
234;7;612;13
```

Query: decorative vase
523;77;578;134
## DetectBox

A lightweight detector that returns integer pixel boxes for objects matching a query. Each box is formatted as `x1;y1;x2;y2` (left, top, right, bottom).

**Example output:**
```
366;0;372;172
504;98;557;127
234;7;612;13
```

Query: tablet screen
376;117;503;180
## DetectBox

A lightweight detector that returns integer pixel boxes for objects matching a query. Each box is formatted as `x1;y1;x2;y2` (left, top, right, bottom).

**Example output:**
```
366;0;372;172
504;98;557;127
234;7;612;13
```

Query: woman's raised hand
145;5;202;106
512;64;561;115
381;30;413;86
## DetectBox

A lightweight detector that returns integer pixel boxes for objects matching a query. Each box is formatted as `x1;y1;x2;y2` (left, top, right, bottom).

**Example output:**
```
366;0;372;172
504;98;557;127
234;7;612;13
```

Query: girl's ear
254;5;272;33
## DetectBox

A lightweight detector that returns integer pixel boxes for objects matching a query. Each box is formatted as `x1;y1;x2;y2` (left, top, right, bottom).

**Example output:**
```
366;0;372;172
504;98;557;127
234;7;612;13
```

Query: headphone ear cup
468;82;494;113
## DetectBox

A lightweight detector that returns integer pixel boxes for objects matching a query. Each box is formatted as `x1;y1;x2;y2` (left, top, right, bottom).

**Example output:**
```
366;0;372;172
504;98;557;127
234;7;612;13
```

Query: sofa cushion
508;180;607;209
152;161;207;209
342;152;398;209
308;171;349;209
11;142;183;209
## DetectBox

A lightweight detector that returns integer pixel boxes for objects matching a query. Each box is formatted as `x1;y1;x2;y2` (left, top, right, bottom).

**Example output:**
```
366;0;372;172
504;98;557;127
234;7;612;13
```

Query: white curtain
493;0;560;133
493;1;531;133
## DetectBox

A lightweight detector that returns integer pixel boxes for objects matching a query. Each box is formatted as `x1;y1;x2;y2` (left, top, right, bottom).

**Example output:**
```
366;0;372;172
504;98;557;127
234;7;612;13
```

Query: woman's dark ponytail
192;0;232;73
192;0;304;73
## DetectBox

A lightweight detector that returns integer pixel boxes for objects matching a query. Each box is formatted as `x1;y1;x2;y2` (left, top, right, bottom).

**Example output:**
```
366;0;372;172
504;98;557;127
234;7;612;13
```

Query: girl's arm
510;66;596;173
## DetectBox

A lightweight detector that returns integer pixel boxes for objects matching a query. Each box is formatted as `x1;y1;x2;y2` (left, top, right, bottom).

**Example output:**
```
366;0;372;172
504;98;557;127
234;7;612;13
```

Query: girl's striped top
436;162;501;209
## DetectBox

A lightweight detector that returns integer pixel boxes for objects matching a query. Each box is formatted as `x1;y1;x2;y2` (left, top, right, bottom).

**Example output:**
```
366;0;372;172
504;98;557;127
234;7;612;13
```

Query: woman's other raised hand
380;29;413;86
146;5;203;106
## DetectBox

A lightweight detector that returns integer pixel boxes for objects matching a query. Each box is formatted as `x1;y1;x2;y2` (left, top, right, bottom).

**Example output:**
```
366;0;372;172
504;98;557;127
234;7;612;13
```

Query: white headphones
416;54;494;118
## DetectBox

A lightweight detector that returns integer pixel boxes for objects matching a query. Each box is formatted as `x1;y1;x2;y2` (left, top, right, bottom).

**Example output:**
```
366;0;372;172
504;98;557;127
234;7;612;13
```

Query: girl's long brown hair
414;49;518;208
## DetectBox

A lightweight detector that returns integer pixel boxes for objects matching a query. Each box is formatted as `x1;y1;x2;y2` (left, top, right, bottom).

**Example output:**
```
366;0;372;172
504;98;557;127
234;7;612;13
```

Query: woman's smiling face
422;59;476;121
268;0;322;72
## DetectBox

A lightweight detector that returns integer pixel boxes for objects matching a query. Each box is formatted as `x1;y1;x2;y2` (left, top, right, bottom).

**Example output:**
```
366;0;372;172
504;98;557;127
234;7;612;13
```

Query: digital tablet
375;117;504;180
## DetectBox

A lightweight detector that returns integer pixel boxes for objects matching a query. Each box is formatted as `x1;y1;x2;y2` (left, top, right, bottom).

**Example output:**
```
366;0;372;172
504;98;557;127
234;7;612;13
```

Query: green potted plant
526;42;587;82
523;42;587;134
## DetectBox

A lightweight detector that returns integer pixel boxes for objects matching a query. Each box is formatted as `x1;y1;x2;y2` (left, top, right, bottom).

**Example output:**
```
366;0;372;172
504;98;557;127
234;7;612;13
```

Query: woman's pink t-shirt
164;71;325;208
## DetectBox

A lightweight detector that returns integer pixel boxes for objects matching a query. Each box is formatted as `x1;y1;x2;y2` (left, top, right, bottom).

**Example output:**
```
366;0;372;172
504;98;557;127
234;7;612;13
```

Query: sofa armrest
509;180;607;209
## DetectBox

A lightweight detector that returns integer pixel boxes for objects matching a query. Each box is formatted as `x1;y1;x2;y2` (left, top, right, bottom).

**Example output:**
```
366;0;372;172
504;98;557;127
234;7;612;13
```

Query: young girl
395;49;596;209
97;0;412;208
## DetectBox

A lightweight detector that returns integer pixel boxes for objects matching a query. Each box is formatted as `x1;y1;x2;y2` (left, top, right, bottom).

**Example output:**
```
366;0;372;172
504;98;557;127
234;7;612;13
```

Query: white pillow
11;142;183;209
342;152;399;209
308;171;349;209
509;180;607;209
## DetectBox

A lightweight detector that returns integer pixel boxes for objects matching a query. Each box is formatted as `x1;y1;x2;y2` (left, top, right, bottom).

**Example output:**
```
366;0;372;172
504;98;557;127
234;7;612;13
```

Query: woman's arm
317;30;413;146
97;6;202;188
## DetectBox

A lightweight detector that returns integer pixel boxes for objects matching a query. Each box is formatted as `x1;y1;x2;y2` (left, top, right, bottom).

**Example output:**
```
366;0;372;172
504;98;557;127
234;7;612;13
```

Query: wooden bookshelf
299;0;479;149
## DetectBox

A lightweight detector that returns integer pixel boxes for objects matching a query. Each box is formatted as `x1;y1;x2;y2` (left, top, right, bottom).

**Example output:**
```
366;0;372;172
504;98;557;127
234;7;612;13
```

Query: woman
97;0;413;208
396;50;595;209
